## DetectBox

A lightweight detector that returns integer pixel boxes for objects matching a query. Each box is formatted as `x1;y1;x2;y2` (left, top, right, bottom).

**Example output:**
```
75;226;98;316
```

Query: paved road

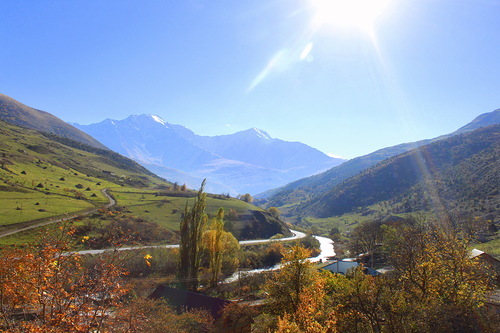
72;229;307;255
0;188;308;256
0;188;115;238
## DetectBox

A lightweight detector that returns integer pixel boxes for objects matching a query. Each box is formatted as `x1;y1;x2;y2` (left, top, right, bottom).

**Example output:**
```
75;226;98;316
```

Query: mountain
292;124;499;220
262;109;500;208
0;118;291;242
0;93;106;149
75;115;345;195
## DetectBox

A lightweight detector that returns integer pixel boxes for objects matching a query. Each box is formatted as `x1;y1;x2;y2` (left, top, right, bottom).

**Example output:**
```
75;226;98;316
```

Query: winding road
0;190;321;262
71;229;307;255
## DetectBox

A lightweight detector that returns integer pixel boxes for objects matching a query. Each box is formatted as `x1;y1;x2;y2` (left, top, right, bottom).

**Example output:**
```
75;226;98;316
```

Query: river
223;234;335;283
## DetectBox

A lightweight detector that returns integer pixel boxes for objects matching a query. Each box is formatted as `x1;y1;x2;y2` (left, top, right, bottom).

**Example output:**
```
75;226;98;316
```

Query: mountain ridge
261;109;500;207
75;114;345;195
292;124;499;220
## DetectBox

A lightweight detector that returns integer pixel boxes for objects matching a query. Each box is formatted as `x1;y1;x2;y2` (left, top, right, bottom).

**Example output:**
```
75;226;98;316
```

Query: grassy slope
0;120;289;245
0;119;167;225
0;93;106;149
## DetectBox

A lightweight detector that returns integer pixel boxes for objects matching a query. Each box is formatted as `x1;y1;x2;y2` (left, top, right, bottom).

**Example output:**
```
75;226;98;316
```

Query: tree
264;244;321;316
0;226;129;332
264;244;336;332
178;179;208;291
327;267;400;333
381;217;495;331
276;274;337;333
240;193;253;203
267;207;280;219
348;220;384;267
219;302;256;333
201;208;239;287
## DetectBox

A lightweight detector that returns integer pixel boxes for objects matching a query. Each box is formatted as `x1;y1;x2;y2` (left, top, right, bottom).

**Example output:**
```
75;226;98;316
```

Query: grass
0;187;268;246
0;191;94;225
110;190;264;231
0;120;170;227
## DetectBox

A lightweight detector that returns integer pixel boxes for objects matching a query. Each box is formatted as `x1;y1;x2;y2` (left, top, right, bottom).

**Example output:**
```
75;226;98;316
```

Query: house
319;259;359;275
470;249;500;285
149;285;252;333
319;259;381;276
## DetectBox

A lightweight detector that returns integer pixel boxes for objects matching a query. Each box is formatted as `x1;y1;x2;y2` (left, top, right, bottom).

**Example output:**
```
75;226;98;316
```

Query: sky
1;0;499;159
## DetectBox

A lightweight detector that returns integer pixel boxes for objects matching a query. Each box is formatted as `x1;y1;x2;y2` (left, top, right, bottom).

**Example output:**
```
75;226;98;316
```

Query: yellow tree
264;244;336;332
276;273;337;333
202;208;240;287
382;218;495;331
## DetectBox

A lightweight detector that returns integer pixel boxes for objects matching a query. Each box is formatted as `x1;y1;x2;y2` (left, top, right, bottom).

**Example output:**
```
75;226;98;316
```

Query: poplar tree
178;179;208;291
203;208;225;287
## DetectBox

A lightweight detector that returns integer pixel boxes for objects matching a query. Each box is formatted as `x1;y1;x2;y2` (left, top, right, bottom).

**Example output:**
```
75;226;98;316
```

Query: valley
0;93;498;332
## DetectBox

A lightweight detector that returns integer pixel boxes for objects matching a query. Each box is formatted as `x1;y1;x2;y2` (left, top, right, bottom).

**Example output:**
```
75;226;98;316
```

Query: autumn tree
219;302;256;333
276;273;337;333
381;217;496;331
267;207;280;219
240;193;253;203
264;244;314;315
178;179;208;291
348;219;384;267
0;226;129;332
264;244;336;332
202;208;240;287
326;267;409;333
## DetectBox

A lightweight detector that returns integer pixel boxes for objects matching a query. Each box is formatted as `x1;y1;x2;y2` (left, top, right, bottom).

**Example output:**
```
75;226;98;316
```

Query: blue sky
1;0;498;159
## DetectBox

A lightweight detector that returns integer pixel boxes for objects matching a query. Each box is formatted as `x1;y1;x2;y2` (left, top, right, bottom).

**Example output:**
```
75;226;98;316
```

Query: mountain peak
149;114;167;125
236;128;272;140
122;114;170;127
251;128;272;140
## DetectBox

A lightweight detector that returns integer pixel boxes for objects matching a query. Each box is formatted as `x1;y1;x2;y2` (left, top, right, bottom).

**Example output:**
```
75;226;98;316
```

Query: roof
149;285;231;320
470;248;485;258
321;260;359;275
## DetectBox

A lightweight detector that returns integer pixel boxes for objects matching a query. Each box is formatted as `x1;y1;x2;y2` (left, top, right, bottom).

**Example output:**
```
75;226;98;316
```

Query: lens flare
311;0;392;31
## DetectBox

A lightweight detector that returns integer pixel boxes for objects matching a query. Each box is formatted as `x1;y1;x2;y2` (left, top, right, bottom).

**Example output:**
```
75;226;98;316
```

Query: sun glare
311;0;392;31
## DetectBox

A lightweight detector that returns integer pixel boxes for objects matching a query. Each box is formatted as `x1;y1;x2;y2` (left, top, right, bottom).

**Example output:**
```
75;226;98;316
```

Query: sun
311;0;392;31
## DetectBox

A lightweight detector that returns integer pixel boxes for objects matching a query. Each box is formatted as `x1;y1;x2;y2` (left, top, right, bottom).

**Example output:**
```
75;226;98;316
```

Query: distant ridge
262;109;500;207
295;124;499;220
0;93;106;149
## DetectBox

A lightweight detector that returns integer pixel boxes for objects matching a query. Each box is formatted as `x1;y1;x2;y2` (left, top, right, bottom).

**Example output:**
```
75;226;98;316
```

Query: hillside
0;93;106;149
263;109;500;207
75;114;345;195
292;125;499;220
0;119;290;243
0;119;168;228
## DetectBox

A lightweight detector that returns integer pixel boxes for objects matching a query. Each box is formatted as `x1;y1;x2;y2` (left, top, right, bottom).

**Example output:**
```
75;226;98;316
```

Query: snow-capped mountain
74;114;345;194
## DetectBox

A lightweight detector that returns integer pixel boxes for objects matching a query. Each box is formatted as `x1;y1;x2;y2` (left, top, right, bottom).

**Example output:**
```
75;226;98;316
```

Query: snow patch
253;128;271;140
150;115;166;125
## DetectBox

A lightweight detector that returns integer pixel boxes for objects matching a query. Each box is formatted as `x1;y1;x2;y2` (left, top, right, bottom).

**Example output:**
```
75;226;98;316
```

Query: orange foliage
0;226;129;332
